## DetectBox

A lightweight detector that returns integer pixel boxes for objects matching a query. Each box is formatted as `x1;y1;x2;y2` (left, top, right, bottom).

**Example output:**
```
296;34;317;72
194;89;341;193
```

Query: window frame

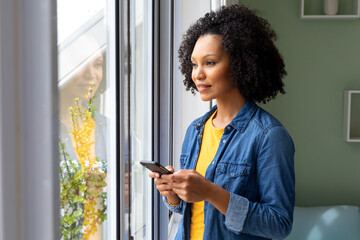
117;0;130;239
152;0;175;239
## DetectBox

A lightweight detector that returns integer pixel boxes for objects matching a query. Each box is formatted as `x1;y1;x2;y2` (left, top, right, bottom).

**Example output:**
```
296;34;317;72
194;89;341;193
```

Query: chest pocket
215;162;252;193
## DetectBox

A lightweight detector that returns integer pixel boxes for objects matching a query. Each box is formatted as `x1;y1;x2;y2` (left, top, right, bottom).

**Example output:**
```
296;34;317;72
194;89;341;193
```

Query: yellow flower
69;98;103;239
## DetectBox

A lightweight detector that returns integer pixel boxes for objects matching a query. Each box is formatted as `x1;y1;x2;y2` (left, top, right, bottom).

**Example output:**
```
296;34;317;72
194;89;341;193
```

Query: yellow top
190;111;224;240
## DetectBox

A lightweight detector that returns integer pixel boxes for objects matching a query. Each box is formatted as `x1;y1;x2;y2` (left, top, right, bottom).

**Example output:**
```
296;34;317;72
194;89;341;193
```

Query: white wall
173;0;211;172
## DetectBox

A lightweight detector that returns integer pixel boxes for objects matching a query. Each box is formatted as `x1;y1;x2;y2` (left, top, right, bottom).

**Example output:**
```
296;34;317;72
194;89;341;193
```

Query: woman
149;5;295;240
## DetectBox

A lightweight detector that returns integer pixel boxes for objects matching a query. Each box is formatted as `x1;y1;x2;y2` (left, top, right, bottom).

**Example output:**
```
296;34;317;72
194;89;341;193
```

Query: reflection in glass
57;1;112;239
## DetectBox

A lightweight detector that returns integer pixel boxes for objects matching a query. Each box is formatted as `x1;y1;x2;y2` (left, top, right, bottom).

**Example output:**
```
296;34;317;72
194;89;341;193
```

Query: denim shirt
163;100;295;240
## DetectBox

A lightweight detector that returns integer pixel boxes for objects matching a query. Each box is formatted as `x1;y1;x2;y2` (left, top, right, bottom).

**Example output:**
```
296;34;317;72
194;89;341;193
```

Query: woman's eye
206;61;215;66
191;63;197;68
94;62;103;68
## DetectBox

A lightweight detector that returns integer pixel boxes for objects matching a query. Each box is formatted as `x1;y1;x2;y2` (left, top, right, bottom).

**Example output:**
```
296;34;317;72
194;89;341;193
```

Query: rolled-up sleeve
224;192;249;233
224;125;295;239
162;196;184;214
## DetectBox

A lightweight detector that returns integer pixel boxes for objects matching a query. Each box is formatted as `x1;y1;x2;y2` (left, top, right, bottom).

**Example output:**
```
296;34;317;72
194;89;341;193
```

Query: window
57;0;171;239
57;0;117;238
0;0;181;239
128;0;176;239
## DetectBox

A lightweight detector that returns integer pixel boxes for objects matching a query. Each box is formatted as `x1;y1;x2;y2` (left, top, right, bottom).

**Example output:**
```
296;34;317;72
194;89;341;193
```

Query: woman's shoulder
251;106;294;146
250;106;285;131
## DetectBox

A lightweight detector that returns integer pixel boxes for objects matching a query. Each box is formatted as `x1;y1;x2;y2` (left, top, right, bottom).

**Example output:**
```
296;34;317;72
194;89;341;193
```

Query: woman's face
66;51;104;101
191;34;238;102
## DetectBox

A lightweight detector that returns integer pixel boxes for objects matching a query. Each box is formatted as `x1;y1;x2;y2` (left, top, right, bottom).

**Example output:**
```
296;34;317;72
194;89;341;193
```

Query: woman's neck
212;91;246;129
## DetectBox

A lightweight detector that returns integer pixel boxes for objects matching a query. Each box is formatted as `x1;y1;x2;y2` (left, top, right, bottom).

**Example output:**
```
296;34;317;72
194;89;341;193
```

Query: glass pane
130;0;153;239
57;0;116;239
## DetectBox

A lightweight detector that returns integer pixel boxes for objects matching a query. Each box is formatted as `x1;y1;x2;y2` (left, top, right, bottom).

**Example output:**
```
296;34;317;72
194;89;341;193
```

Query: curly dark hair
178;4;286;103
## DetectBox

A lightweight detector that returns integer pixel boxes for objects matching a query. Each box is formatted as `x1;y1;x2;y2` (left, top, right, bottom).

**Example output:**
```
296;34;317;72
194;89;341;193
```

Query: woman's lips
197;84;211;92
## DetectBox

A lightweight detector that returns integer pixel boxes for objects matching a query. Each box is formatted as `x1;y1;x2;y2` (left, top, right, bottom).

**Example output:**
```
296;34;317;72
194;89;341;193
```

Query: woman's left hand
161;169;212;203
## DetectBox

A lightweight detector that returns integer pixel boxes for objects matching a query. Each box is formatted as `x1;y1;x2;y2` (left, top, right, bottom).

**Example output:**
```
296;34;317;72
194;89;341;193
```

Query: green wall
239;0;360;207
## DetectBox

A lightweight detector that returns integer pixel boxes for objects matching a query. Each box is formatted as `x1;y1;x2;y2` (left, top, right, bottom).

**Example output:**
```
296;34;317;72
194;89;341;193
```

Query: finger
172;188;196;203
167;173;190;182
156;184;173;192
154;177;171;185
149;171;160;178
161;191;177;199
175;169;198;175
172;186;187;196
169;181;188;189
173;192;188;202
161;174;173;181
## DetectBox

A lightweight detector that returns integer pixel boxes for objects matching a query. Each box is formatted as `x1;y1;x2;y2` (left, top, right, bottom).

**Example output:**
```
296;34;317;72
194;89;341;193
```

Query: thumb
165;165;175;173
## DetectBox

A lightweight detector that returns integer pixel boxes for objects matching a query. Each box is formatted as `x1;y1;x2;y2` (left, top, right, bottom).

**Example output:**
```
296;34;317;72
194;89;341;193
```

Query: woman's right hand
149;165;180;205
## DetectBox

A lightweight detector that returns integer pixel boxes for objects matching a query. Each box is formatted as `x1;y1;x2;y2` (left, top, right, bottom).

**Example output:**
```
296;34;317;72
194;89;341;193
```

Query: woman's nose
194;67;205;80
83;65;96;80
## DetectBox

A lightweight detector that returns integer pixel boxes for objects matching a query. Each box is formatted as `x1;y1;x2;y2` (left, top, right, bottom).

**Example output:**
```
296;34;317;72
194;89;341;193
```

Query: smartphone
140;160;172;175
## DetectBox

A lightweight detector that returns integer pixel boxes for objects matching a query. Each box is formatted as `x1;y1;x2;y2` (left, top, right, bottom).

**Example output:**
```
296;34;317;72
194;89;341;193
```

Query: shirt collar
193;100;258;132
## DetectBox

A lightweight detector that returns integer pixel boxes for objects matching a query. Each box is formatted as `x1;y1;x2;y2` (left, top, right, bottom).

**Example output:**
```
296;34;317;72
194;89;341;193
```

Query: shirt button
197;123;201;126
199;134;203;138
230;173;234;177
222;139;226;143
227;126;231;130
